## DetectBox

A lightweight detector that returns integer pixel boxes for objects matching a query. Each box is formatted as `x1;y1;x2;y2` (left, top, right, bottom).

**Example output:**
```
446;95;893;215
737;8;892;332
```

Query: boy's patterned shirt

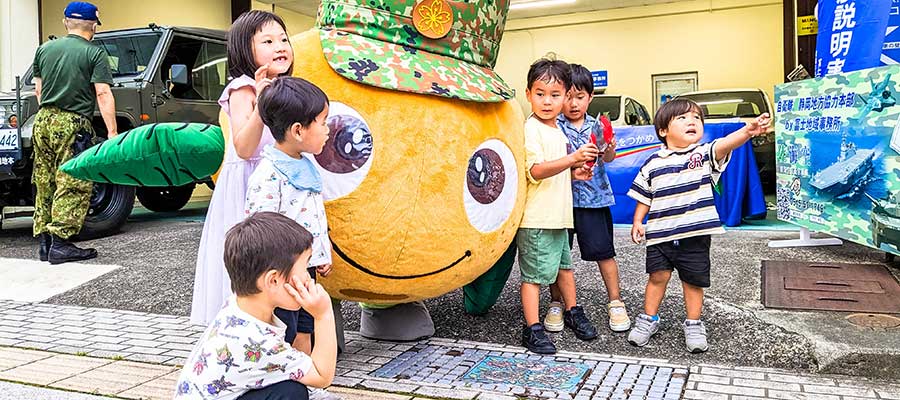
557;114;615;208
246;158;333;267
173;297;312;400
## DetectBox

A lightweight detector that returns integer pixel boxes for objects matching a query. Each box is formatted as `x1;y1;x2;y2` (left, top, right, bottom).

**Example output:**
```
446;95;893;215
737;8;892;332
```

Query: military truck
0;24;226;238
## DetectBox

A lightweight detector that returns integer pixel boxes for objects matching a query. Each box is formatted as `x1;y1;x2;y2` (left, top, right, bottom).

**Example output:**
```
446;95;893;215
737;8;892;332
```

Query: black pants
237;380;309;400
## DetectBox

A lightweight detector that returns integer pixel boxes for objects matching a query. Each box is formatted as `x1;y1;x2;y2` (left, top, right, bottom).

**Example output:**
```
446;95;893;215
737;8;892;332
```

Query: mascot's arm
230;86;267;160
463;242;517;315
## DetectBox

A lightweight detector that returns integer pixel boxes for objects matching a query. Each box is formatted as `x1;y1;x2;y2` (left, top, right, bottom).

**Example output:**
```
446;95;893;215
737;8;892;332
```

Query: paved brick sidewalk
0;300;898;399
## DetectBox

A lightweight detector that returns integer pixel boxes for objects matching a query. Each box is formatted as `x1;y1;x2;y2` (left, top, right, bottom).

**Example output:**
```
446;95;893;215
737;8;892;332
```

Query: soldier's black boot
48;234;97;265
38;233;51;262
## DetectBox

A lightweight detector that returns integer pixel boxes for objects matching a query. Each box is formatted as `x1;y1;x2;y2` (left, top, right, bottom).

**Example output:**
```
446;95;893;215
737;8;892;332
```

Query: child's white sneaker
309;387;342;400
543;301;564;332
607;300;631;332
627;313;659;347
683;319;709;353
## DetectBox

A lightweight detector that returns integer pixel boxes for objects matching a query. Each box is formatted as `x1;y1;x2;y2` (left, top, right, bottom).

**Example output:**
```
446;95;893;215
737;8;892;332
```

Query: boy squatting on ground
517;58;601;355
174;212;337;400
544;63;632;339
627;98;770;353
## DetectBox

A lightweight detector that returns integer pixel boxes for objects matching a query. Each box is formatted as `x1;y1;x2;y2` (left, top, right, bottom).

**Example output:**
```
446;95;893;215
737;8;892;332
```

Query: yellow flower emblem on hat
413;0;453;39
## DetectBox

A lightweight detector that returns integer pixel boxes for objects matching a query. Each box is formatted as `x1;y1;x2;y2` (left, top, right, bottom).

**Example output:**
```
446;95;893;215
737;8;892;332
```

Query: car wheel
136;184;195;212
77;183;136;240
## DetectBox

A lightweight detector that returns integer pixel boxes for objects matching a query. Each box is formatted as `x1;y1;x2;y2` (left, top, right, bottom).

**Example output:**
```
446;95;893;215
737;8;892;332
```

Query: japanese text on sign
828;0;858;74
776;92;856;112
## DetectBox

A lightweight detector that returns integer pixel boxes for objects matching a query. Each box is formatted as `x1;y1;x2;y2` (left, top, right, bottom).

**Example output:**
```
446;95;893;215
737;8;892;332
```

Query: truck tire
77;183;136;240
136;184;195;212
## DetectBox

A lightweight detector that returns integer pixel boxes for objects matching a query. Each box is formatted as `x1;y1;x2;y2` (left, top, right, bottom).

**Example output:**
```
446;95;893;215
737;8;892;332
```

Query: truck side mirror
169;64;188;85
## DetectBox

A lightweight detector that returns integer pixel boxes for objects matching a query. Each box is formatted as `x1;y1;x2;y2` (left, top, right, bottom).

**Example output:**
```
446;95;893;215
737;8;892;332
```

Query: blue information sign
815;0;891;77
591;70;608;88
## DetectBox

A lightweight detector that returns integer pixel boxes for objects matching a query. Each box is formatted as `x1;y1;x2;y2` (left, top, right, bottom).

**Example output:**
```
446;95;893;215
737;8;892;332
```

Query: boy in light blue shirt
544;64;632;338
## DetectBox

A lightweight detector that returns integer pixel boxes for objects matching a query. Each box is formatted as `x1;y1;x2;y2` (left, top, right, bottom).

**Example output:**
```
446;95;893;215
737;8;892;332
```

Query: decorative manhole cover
463;356;589;392
846;313;900;328
370;344;688;398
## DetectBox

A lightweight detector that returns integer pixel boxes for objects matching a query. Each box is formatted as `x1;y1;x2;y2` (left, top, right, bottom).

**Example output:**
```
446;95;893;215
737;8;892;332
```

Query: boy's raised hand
745;113;772;137
571;143;601;165
284;280;333;319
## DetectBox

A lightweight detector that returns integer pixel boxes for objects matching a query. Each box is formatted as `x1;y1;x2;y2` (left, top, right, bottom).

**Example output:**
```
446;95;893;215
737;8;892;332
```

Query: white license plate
0;129;18;151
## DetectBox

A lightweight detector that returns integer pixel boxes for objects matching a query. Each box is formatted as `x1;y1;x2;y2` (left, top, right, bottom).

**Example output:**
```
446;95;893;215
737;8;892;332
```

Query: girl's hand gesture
745;113;771;137
254;64;274;102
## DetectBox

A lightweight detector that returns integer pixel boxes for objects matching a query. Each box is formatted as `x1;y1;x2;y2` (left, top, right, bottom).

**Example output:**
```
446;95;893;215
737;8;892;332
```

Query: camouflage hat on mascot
317;0;513;102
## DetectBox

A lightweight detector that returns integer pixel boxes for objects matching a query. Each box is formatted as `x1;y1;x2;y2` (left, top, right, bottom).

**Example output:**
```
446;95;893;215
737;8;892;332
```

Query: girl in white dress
190;10;294;325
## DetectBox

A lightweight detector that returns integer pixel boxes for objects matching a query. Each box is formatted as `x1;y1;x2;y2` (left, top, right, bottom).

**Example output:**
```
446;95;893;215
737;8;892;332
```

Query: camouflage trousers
32;107;94;239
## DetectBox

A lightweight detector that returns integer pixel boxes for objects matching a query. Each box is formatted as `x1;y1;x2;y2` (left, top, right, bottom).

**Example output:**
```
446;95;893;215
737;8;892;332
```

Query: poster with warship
775;64;900;255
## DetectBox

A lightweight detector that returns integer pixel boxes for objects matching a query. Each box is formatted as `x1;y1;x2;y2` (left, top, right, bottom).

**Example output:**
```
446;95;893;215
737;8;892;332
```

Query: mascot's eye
311;102;374;200
463;139;517;233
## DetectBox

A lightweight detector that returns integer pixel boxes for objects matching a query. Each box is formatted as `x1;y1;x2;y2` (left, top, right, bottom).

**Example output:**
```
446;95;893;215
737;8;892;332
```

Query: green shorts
516;228;572;285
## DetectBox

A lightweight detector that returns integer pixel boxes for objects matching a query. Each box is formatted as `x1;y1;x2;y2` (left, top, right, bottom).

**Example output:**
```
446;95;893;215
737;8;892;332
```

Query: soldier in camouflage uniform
31;1;117;264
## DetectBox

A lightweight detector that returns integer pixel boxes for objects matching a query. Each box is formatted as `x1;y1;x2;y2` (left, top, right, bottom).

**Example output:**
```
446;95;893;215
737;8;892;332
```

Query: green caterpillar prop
60;123;224;187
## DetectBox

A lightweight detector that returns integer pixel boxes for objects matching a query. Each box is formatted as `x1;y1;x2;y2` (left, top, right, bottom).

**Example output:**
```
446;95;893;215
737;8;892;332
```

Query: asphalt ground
2;202;898;376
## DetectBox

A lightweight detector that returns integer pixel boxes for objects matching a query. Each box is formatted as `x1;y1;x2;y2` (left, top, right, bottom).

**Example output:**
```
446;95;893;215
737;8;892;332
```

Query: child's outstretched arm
231;64;275;160
285;280;337;388
530;143;600;180
631;202;650;244
713;113;771;161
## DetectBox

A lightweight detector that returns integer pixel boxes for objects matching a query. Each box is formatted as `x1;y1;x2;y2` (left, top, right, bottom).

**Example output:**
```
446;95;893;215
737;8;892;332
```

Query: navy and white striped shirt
627;141;730;246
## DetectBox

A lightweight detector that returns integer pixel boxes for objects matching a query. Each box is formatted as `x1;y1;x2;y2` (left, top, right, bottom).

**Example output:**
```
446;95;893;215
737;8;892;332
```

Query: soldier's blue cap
64;2;101;25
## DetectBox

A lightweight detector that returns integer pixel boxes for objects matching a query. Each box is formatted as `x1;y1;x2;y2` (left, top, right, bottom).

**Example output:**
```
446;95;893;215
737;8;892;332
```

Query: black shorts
568;207;616;261
274;267;317;344
645;235;711;288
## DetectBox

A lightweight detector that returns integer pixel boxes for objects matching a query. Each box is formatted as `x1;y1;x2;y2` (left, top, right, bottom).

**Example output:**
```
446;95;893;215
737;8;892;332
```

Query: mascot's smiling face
292;30;525;303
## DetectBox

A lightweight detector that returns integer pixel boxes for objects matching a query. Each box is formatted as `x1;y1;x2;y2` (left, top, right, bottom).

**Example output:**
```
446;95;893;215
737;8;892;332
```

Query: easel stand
768;227;843;248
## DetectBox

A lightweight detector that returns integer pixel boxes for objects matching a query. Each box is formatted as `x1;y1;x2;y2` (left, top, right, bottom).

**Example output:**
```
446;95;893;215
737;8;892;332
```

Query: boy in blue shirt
544;64;631;338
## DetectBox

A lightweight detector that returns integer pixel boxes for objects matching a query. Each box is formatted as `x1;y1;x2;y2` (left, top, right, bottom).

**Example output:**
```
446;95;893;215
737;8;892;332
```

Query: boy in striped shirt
626;99;770;353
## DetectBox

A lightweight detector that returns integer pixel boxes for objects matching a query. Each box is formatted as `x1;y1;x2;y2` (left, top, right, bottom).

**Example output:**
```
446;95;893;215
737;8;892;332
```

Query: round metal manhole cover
846;313;900;328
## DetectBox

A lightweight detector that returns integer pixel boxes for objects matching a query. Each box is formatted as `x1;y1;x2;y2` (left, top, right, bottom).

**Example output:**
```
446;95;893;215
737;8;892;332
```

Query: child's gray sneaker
683;319;709;353
627;313;659;347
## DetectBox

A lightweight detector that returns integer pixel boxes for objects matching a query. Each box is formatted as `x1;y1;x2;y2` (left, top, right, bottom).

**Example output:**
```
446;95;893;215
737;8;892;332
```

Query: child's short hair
257;77;329;142
569;64;593;94
224;212;313;296
526;58;572;91
653;98;705;144
227;10;293;79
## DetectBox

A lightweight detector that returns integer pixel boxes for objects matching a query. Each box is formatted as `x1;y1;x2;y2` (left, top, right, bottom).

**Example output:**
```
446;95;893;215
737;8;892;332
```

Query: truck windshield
587;96;621;121
678;91;768;118
95;33;162;78
21;32;162;87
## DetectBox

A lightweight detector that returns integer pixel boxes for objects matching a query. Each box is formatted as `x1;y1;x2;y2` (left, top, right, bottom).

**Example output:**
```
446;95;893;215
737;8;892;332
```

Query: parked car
587;94;652;126
0;24;226;238
675;88;776;193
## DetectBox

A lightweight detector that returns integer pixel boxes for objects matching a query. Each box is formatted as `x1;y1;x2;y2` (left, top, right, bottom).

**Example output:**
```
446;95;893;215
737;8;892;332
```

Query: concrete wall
40;0;233;41
0;0;39;91
251;1;316;35
495;0;784;114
